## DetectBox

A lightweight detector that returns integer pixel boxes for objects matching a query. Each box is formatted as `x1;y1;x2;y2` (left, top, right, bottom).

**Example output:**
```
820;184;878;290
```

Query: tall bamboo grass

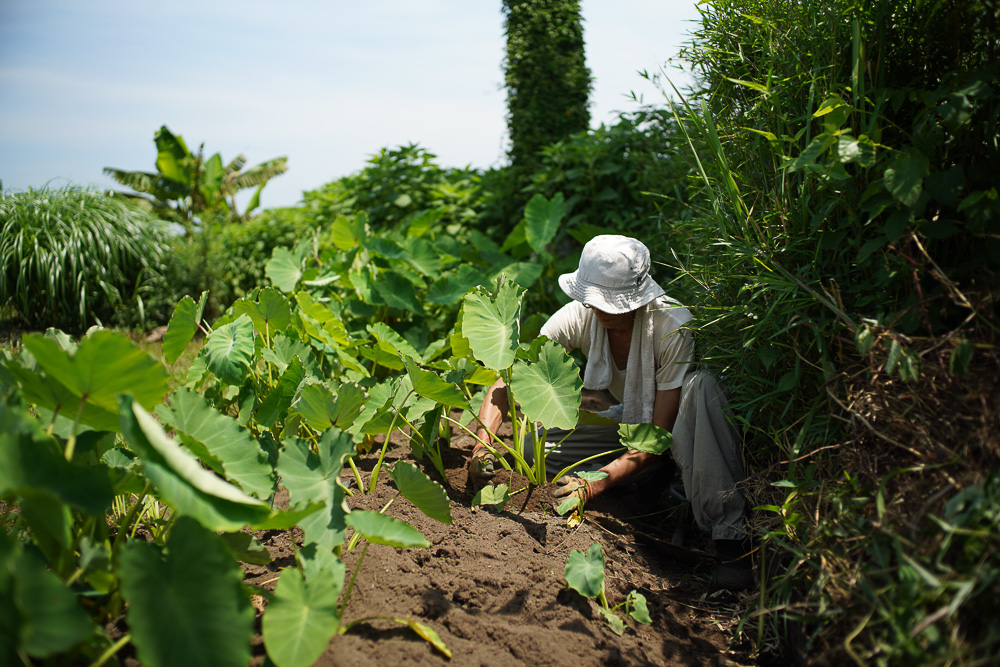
0;185;169;331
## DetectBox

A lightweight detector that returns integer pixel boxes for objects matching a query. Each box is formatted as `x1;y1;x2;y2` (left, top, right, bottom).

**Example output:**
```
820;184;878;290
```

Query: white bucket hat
558;235;665;314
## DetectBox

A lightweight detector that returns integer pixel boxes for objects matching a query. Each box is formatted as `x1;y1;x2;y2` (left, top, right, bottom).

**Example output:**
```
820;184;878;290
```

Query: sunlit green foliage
666;0;1000;661
502;0;591;175
0;185;169;331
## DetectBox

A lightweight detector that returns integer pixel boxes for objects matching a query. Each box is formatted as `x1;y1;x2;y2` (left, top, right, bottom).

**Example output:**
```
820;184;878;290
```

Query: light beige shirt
540;297;695;403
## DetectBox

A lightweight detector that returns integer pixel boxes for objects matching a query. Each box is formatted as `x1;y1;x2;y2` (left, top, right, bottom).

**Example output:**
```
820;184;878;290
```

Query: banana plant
104;125;288;233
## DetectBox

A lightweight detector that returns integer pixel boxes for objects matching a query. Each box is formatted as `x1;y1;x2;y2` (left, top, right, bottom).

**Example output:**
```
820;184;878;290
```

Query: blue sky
0;1;700;209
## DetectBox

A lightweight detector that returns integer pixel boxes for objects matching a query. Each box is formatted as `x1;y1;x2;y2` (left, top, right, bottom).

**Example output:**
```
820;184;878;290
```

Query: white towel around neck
582;303;656;424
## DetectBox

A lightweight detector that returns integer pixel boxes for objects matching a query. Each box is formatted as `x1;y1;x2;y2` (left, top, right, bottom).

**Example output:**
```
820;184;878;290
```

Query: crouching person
467;235;754;590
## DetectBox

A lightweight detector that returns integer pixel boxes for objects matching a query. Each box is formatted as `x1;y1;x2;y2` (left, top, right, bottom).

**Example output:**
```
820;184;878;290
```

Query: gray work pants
529;371;747;541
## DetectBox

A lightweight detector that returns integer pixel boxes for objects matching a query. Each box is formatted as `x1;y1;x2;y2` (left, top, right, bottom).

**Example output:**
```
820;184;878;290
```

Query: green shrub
151;205;322;322
0;185;169;331
303;144;482;232
664;0;1000;661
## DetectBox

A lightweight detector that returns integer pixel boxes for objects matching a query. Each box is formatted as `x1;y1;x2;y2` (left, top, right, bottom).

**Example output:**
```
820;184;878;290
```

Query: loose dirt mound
243;422;756;666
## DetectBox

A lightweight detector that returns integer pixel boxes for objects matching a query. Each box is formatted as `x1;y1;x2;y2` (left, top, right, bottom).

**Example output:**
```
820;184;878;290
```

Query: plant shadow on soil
242;402;760;666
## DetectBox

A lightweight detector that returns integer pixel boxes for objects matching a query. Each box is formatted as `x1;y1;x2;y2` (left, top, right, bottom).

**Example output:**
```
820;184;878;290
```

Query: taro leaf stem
112;483;151;556
64;394;88;461
347;456;364;492
338;541;370;623
90;634;131;667
368;390;413;493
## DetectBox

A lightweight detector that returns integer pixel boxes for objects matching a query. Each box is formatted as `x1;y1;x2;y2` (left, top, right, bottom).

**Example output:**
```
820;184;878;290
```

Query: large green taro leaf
0;403;113;516
262;567;341;667
119;396;314;532
564;542;605;599
204;314;255;386
295;293;350;347
256;356;305;430
289;382;366;432
161;291;208;365
510;340;581;430
462;280;523;371
15;330;169;432
402;355;470;411
345;510;429;549
372;270;423;313
232;287;292;337
367;322;423;364
161;296;195;365
277;430;354;549
390;461;453;525
403;236;441;277
426;265;484;305
119;517;254;667
1;532;92;659
266;246;304;293
155;387;275;499
524;192;564;254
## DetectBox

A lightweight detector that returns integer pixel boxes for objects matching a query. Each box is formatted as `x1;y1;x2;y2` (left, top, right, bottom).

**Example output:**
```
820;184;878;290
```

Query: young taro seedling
564;542;652;635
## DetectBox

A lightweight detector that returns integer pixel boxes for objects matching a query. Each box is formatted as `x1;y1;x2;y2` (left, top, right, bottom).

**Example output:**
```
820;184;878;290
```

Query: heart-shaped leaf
462;280;523;371
204;314;255;386
511;341;581;430
119;517;254;667
564;542;605;599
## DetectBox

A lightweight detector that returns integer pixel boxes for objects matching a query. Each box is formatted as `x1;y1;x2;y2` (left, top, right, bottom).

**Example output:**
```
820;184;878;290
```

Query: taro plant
454;277;675;494
457;276;583;485
564;542;652;635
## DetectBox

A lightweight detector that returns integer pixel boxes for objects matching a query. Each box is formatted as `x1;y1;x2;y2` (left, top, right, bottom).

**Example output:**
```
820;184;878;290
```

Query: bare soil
243;402;758;666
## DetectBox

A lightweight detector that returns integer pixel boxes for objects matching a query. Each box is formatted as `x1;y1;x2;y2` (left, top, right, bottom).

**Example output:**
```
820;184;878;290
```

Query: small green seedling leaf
472;483;511;512
950;339;974;376
576;471;609;482
555;494;581;516
627;590;652;625
406;618;452;659
596;606;626;636
565;542;605;599
855;325;875;356
885;339;903;375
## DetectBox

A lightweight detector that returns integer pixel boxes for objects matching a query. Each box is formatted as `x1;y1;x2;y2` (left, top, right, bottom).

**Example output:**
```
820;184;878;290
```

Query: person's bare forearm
587;450;658;499
474;378;509;450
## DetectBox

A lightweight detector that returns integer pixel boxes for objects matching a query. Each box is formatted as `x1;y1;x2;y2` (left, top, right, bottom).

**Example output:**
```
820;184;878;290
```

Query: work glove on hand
468;446;498;487
553;475;591;514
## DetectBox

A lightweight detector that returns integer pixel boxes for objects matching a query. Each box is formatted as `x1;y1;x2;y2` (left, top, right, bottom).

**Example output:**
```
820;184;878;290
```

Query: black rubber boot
714;537;755;591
